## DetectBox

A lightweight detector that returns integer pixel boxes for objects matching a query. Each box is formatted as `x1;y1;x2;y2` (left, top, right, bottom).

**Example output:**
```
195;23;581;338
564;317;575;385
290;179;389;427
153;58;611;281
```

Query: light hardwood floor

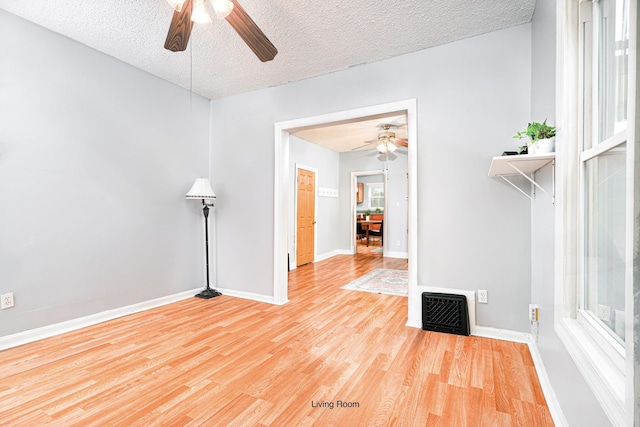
0;252;553;426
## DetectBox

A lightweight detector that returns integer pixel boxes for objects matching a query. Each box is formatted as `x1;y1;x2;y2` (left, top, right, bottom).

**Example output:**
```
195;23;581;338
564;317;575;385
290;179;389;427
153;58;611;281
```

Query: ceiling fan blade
395;139;408;147
164;0;194;52
226;0;278;62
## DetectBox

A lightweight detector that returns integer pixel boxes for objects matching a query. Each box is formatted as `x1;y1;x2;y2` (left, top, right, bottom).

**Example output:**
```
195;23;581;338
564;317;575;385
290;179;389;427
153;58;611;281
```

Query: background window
368;184;384;210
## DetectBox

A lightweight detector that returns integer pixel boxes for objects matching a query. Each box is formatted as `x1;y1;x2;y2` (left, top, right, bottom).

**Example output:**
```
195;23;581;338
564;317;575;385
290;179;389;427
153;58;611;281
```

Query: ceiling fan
164;0;278;62
352;124;408;154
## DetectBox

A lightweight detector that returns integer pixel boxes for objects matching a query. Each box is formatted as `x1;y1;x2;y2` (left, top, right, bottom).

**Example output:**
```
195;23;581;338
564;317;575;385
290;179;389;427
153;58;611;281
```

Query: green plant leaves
513;120;556;143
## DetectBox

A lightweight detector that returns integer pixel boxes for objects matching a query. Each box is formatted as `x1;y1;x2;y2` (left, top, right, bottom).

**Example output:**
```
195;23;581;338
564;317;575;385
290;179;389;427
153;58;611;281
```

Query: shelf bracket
504;161;555;203
499;175;533;201
488;154;556;203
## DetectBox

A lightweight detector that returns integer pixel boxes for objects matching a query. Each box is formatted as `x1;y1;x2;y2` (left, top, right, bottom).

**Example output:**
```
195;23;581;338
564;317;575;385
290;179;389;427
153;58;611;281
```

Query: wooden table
357;220;382;246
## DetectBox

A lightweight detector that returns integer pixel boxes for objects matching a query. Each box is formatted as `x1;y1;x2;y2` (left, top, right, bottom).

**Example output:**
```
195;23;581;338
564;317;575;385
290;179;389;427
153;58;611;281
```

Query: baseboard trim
289;249;351;271
311;248;408;264
0;288;202;351
315;249;351;262
216;287;286;305
472;325;530;343
526;335;570;427
384;251;409;259
0;286;287;351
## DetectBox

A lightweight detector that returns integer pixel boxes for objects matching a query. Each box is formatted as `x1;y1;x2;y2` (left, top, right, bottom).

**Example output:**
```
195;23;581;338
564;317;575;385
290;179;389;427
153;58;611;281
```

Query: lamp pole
186;178;220;299
195;200;221;299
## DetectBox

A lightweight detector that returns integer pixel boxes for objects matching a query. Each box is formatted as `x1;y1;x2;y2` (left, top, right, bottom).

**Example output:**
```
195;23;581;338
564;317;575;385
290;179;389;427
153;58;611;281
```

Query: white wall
288;136;340;262
529;0;611;424
0;10;210;336
210;24;533;330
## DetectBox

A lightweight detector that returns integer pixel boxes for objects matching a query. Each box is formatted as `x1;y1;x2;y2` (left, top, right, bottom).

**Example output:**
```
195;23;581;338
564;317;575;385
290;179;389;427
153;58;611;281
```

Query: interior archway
273;99;418;326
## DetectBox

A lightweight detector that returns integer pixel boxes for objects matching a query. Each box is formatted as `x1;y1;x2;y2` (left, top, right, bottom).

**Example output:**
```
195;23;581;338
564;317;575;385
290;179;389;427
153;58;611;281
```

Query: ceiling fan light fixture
191;0;212;23
388;142;398;152
210;0;234;19
166;0;186;11
379;130;395;140
376;143;388;153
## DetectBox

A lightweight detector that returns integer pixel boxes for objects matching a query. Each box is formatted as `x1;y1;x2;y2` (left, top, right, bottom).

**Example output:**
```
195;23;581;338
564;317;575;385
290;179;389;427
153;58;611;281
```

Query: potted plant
364;209;371;221
513;120;556;154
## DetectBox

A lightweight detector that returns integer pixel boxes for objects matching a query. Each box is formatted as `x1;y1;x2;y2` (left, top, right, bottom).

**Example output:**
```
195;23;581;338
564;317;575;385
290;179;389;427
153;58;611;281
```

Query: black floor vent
422;292;470;336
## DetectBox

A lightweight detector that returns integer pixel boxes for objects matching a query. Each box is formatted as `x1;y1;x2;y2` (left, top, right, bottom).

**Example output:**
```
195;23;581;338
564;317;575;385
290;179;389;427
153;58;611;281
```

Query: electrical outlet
596;304;611;321
477;290;488;304
529;304;539;322
1;293;14;309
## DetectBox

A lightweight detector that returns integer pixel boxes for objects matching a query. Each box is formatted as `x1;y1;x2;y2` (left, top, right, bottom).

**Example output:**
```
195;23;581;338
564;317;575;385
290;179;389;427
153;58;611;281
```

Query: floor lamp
186;178;222;299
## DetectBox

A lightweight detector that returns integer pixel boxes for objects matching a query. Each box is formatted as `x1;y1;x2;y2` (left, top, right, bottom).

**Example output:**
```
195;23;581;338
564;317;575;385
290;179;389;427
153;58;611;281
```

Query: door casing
274;98;417;326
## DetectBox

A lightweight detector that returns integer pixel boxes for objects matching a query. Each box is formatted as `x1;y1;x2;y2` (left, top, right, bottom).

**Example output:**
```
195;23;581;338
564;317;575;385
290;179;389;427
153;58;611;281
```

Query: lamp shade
210;0;234;19
191;0;212;23
186;178;216;199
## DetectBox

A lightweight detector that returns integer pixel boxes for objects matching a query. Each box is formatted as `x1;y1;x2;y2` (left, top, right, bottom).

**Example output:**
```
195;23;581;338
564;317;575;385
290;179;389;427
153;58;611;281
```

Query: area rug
341;269;408;297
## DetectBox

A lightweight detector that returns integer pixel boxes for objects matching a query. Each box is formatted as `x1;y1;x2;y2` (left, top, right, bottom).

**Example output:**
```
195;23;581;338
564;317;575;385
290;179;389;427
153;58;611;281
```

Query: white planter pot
534;137;555;153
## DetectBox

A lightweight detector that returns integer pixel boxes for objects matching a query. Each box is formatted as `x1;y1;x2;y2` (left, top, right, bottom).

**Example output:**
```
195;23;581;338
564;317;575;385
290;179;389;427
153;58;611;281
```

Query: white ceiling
291;113;408;153
0;0;537;101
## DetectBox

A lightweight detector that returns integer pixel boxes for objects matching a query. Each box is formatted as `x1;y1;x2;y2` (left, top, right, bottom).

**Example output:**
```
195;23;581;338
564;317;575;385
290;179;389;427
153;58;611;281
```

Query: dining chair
367;220;383;247
356;221;365;241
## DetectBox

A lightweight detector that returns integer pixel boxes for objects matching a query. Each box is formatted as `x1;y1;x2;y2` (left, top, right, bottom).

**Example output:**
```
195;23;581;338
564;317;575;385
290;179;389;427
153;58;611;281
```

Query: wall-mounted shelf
488;153;555;202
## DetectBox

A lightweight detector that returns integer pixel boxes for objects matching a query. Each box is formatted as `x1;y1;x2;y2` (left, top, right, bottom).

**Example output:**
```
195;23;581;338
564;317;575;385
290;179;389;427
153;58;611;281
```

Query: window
579;0;629;344
367;183;384;210
556;0;635;424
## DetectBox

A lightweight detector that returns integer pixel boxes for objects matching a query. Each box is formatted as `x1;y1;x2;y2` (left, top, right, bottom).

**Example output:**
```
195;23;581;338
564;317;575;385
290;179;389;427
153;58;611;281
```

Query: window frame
577;139;627;346
555;0;637;425
367;182;384;211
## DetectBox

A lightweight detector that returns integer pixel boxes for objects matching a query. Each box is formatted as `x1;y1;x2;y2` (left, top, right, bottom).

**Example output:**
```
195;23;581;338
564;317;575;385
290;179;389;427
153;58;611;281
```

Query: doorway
352;171;387;255
273;99;418;307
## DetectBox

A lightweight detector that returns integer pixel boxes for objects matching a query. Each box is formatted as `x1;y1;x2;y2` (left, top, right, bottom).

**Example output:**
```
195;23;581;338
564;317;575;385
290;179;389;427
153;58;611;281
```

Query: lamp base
195;288;222;299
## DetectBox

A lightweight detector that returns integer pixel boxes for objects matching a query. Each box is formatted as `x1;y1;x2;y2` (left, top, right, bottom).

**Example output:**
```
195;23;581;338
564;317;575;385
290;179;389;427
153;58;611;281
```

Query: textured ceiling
0;0;537;101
